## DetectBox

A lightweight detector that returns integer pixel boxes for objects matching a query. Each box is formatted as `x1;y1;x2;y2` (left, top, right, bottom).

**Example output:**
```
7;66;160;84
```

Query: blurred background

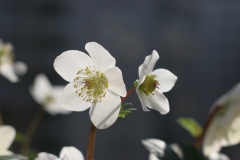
1;0;240;159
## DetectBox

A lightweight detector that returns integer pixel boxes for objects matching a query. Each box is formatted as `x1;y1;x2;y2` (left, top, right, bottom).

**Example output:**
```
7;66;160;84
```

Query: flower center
44;95;55;104
74;66;108;103
139;75;159;96
0;44;14;65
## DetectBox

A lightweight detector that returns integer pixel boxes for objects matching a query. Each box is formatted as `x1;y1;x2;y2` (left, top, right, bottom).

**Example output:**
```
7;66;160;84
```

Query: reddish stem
195;105;222;149
86;87;136;160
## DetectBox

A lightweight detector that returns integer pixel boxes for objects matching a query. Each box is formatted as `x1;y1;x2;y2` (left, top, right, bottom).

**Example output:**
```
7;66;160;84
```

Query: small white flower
209;152;230;160
203;83;240;156
54;42;126;129
135;50;177;114
0;125;16;155
35;146;84;160
30;73;71;115
0;39;27;83
142;139;182;160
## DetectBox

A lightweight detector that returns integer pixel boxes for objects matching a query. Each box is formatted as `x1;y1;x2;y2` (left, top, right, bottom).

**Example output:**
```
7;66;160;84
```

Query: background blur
1;0;240;159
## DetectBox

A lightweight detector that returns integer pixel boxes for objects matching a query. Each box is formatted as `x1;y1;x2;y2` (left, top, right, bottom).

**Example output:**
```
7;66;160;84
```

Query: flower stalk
21;108;45;156
86;87;136;160
194;105;222;149
0;108;4;125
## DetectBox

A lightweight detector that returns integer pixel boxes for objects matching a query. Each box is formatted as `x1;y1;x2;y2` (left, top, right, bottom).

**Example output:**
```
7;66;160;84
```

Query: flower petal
54;50;94;82
209;152;230;160
35;152;58;160
85;42;116;72
142;139;166;156
149;153;159;160
60;82;91;111
104;67;126;97
0;125;16;153
145;91;170;114
14;61;28;76
136;88;149;111
59;146;84;160
138;50;159;86
89;90;121;129
152;69;177;93
30;73;52;104
0;64;18;83
44;86;71;115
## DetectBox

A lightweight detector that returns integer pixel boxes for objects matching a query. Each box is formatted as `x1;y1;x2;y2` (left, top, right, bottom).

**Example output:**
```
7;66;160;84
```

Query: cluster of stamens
139;75;159;96
0;44;14;65
74;66;108;103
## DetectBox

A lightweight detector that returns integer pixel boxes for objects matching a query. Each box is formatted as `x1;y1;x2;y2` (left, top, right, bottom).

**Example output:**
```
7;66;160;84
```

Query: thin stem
21;108;45;156
0;108;4;125
86;87;136;160
86;123;97;160
194;105;222;149
121;87;136;103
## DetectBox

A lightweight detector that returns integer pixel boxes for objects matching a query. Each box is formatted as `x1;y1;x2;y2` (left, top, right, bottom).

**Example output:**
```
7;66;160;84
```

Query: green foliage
118;103;136;118
177;117;202;137
15;132;24;143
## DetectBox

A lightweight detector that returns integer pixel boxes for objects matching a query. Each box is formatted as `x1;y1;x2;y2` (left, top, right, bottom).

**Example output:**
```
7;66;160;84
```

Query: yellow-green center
74;66;108;103
0;47;14;65
139;75;159;96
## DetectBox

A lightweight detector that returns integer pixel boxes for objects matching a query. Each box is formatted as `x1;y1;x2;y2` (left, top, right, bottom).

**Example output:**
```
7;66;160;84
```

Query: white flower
203;83;240;156
54;42;126;129
30;73;71;115
142;139;229;160
135;50;177;114
0;125;16;155
142;139;182;160
0;39;27;83
35;146;84;160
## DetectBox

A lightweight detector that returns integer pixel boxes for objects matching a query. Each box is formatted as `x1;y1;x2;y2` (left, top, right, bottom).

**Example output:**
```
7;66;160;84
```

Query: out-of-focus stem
21;108;45;156
0;108;4;125
195;106;222;149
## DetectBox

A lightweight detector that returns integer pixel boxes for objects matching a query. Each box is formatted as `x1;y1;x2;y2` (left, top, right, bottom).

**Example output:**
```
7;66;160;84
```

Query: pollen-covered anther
139;74;159;96
73;66;108;103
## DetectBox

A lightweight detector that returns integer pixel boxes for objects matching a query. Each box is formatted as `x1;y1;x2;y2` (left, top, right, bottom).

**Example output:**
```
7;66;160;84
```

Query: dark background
1;0;240;159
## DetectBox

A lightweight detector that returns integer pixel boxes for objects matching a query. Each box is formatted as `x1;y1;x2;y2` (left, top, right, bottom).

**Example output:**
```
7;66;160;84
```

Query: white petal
54;50;94;82
152;69;177;93
138;50;159;86
30;73;53;104
209;152;230;160
104;67;127;97
145;92;170;114
149;153;159;160
85;42;116;72
14;61;27;76
36;152;58;160
169;143;183;159
0;64;18;82
0;125;16;152
142;139;166;156
0;150;13;156
136;88;149;111
44;86;71;115
89;90;121;129
59;146;84;160
60;82;91;111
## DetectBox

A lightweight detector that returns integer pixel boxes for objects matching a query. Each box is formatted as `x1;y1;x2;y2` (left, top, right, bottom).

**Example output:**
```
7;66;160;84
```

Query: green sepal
177;117;202;137
118;103;136;118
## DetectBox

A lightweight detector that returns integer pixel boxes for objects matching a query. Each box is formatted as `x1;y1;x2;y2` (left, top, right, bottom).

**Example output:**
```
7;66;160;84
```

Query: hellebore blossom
30;73;71;115
142;139;229;160
54;42;126;129
35;146;84;160
0;125;16;155
135;50;177;114
203;83;240;156
142;139;182;160
0;39;27;82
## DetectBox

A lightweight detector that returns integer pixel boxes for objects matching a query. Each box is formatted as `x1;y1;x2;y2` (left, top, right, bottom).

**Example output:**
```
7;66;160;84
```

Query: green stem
21;108;45;156
0;108;4;125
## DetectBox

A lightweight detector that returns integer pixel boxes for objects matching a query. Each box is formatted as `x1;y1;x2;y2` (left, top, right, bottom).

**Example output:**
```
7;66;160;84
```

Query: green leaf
182;143;209;160
15;132;25;142
177;117;202;137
